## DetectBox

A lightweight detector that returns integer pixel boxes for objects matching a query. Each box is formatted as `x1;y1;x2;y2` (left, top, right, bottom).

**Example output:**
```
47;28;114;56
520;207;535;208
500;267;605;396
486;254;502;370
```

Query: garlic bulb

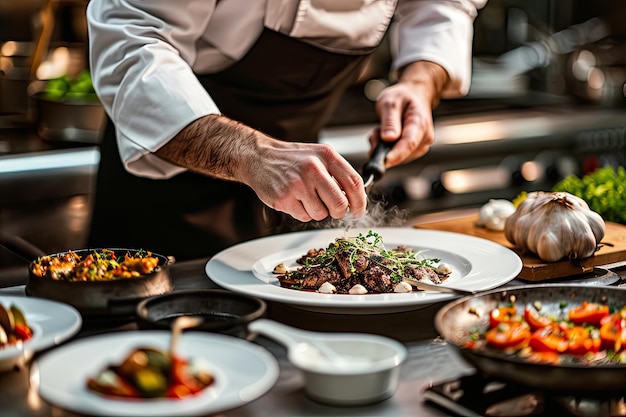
476;199;516;231
504;191;606;262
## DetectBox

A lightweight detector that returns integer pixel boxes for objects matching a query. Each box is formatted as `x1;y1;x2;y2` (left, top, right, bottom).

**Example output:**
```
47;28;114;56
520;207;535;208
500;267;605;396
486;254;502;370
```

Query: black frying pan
434;283;626;394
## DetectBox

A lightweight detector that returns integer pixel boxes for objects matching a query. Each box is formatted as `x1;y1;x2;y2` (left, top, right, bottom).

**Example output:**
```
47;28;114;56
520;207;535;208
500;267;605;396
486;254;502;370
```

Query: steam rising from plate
275;197;410;233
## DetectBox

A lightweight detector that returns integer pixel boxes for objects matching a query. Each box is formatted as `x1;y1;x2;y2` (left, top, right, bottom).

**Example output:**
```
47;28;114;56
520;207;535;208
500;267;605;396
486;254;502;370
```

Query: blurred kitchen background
1;0;626;270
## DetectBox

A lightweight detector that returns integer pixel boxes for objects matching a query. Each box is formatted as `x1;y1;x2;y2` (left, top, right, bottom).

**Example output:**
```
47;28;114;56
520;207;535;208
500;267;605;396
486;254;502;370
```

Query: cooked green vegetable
552;166;626;224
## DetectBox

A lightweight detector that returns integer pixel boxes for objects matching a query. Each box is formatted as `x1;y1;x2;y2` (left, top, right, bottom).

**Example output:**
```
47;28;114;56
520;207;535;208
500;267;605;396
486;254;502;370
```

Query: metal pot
434;284;626;394
30;91;106;144
25;248;175;319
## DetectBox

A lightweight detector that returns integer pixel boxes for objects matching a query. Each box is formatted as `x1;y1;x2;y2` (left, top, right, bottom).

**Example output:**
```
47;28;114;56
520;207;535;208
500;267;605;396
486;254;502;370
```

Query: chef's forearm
396;60;450;108
155;114;261;184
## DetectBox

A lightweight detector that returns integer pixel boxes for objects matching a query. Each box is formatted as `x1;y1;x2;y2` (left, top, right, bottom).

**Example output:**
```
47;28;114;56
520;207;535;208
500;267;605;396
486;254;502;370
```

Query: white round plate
0;295;81;371
31;331;279;417
205;227;523;314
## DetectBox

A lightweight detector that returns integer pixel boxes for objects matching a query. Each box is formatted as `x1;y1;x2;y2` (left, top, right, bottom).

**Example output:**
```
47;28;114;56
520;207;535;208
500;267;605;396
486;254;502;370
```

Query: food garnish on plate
86;346;214;399
273;230;451;294
31;249;160;281
0;303;33;349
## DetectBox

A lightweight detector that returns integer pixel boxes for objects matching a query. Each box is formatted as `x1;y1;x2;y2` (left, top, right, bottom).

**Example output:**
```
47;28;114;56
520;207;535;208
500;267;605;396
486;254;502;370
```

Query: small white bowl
249;319;407;406
290;338;406;406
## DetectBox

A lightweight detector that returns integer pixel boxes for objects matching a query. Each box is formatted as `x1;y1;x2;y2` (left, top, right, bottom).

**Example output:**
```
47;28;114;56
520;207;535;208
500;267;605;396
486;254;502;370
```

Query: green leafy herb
552;166;626;224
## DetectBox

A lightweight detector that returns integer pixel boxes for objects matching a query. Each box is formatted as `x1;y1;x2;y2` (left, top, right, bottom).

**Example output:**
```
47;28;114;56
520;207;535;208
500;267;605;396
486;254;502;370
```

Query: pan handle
0;233;47;263
107;296;147;316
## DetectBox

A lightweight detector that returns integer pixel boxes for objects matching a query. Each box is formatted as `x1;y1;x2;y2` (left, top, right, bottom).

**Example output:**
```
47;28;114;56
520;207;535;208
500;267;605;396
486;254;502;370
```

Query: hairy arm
156;114;367;221
155;114;260;183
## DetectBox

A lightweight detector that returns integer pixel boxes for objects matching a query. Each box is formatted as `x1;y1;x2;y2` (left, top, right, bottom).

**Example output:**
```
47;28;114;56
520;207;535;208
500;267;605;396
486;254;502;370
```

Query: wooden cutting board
414;214;626;281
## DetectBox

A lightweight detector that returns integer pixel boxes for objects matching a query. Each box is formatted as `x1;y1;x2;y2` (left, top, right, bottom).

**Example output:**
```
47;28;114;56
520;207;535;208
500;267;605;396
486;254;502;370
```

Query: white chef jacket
86;0;487;180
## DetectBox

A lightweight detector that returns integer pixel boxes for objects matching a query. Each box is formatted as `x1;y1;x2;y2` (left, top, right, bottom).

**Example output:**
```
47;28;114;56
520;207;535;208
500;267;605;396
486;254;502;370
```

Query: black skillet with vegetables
27;248;174;318
435;284;626;394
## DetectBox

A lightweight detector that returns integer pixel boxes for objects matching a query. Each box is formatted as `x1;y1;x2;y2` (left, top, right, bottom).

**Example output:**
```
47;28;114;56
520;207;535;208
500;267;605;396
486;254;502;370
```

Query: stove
424;372;626;417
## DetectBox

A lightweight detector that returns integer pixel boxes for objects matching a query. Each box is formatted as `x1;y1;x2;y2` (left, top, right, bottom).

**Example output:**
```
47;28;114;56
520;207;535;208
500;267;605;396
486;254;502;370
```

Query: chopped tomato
529;324;568;353
524;306;552;330
568;301;609;326
489;305;518;328
485;321;530;348
565;326;601;355
600;316;626;352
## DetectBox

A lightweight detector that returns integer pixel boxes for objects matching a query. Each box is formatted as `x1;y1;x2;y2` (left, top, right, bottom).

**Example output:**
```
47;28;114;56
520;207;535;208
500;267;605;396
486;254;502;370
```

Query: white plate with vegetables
31;331;279;417
206;227;523;314
0;295;81;372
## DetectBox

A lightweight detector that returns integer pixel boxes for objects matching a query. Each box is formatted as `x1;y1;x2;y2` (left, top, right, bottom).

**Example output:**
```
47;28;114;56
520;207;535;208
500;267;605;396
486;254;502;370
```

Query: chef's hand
156;114;367;223
247;140;368;222
369;61;449;168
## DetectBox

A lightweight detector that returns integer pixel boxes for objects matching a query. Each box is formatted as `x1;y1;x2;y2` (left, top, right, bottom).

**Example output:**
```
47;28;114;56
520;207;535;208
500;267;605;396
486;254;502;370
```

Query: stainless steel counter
2;247;626;417
0;256;473;417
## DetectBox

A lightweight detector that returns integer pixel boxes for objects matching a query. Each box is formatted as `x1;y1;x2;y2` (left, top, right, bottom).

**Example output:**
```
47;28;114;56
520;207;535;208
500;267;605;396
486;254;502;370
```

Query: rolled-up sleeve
87;0;221;179
391;0;487;97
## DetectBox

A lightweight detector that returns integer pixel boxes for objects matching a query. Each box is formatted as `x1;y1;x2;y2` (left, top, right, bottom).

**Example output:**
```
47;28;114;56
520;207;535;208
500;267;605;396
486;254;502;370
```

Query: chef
86;0;487;260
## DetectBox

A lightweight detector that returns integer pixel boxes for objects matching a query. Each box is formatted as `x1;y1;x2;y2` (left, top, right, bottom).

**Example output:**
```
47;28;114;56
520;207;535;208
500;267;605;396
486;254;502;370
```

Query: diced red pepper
565;326;601;355
529;324;568;353
600;315;626;352
568;301;609;326
489;306;518;328
485;321;530;348
524;306;552;330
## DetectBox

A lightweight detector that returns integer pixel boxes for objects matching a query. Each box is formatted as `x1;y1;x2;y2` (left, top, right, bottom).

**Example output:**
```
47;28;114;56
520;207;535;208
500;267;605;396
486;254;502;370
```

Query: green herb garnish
288;230;440;283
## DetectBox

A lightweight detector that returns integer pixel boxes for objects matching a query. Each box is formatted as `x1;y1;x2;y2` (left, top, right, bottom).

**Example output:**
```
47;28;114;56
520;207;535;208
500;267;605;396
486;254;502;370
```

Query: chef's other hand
369;61;449;169
247;140;368;222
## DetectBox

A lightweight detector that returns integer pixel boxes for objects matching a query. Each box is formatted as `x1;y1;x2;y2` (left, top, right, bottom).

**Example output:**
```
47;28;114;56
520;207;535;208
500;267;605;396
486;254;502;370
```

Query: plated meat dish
274;231;451;294
31;249;160;281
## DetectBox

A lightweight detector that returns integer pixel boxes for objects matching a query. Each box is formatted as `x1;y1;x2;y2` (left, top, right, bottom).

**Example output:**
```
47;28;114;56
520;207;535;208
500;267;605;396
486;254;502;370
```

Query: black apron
88;29;375;261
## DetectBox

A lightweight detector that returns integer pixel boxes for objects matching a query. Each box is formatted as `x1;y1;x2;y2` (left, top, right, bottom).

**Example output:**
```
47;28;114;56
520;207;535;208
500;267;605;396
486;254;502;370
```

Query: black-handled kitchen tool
362;140;395;192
